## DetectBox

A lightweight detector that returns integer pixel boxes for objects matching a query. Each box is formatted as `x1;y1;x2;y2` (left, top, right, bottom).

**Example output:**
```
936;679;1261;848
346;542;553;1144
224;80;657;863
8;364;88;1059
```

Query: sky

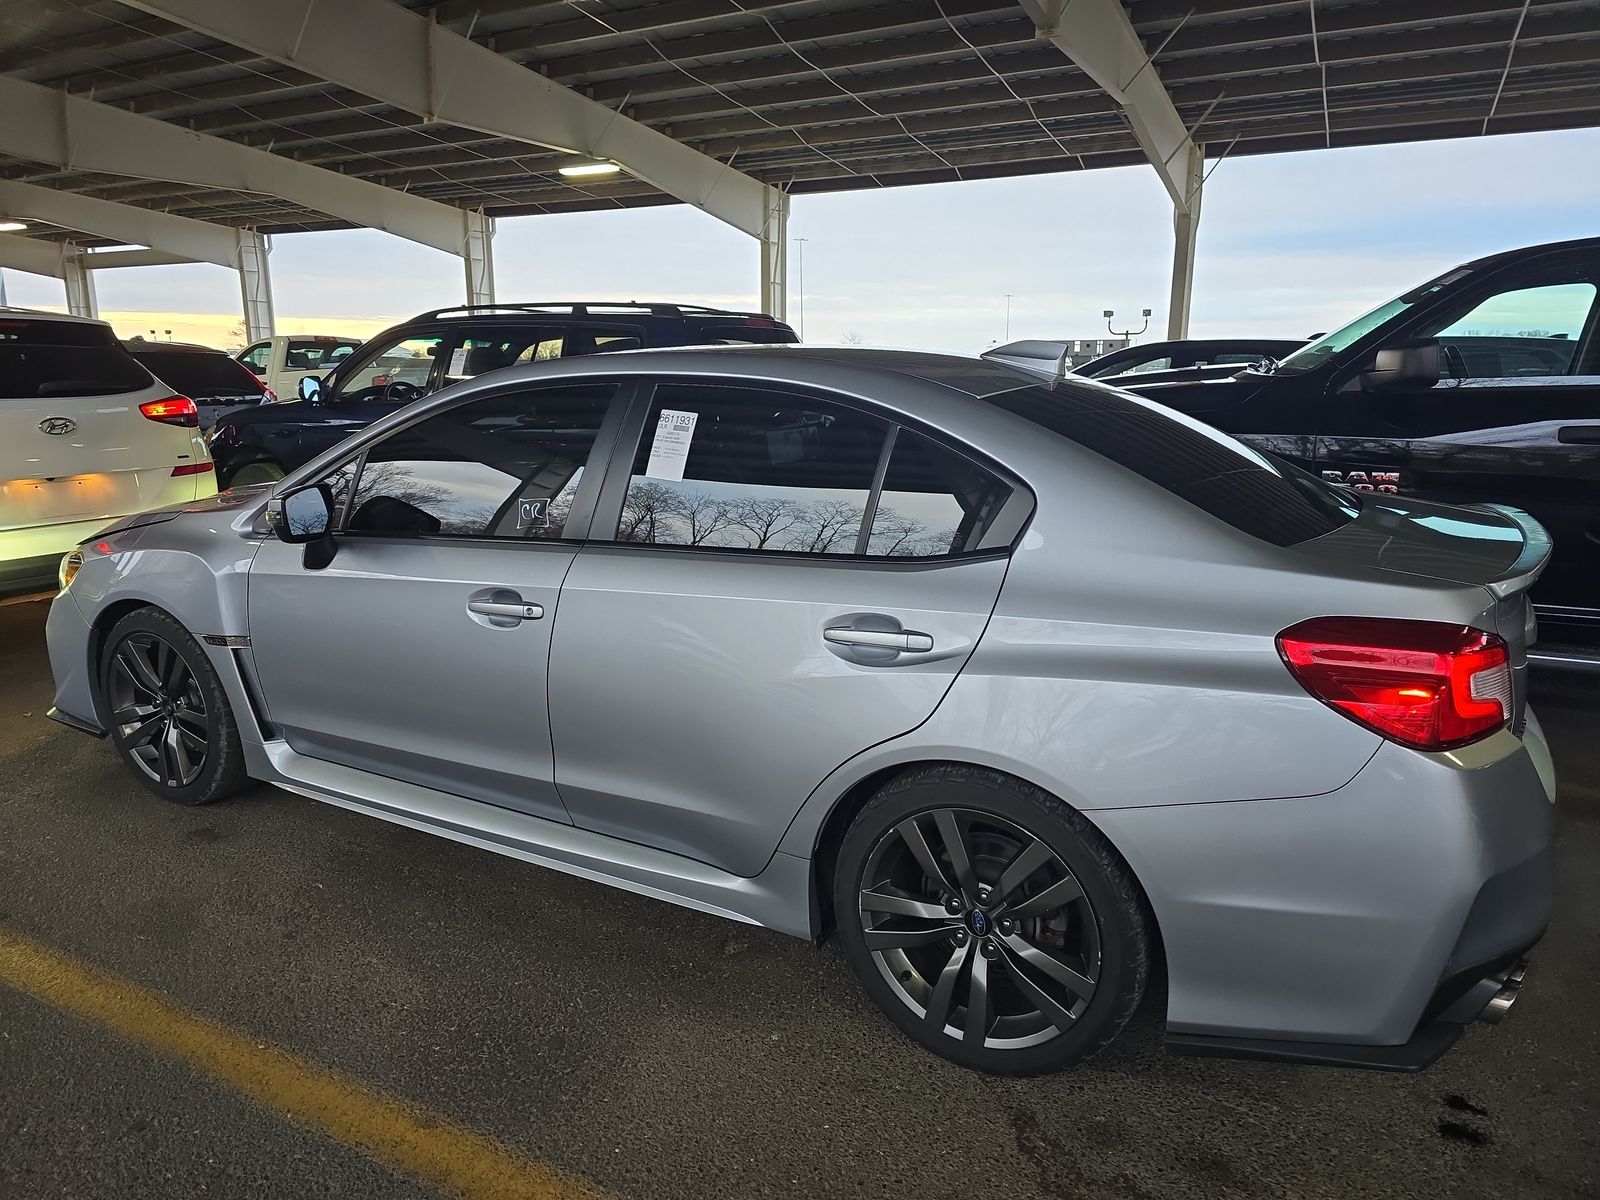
3;125;1597;355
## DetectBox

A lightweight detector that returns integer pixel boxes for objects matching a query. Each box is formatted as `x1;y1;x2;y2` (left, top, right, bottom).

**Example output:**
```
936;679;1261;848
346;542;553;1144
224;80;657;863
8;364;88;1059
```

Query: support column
463;210;495;305
758;186;789;322
1166;142;1204;341
62;246;99;319
237;230;274;340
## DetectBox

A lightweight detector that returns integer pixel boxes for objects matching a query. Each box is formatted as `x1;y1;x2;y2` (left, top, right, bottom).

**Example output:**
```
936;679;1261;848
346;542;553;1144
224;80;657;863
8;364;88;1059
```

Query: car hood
1114;372;1267;412
212;398;314;429
90;484;271;539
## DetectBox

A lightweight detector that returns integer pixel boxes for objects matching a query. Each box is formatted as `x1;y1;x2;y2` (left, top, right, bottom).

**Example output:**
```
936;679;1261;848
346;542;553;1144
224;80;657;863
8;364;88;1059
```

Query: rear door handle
1557;425;1600;445
467;598;544;621
824;626;934;653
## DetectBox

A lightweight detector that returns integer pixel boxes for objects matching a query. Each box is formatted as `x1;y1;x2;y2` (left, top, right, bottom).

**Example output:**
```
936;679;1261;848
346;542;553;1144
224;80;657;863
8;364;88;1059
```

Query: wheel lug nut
952;929;969;945
997;918;1014;935
944;896;964;915
980;941;999;959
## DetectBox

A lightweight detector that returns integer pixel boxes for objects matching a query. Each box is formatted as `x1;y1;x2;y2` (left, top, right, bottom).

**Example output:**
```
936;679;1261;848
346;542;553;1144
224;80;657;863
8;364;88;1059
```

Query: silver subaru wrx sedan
46;347;1555;1075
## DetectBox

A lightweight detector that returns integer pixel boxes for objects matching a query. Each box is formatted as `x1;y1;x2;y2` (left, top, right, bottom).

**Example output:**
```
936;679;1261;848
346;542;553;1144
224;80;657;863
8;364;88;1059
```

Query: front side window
329;334;443;402
1275;267;1476;376
344;383;617;539
240;342;270;372
1427;277;1598;380
616;385;888;553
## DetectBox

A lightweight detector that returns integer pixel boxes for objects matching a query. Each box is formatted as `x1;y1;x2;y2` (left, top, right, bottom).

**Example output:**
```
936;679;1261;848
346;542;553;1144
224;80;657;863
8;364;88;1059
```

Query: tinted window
0;346;151;399
240;343;270;371
346;383;616;539
690;321;798;345
617;385;887;553
0;318;117;348
984;383;1356;547
131;351;263;400
1428;279;1597;379
866;431;1011;558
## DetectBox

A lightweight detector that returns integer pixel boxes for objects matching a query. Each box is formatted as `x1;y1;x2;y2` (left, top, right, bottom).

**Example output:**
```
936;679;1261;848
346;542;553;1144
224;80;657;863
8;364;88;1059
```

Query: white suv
1;309;216;597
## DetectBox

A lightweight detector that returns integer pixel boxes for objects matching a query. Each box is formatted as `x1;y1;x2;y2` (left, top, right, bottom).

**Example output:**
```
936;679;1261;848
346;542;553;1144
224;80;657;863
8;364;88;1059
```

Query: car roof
1459;236;1600;270
122;339;226;354
405;301;791;324
499;343;1043;398
0;306;112;327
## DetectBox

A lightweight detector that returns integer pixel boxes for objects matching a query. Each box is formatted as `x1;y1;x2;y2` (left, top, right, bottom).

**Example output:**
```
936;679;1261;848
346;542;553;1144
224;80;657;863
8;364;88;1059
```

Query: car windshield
983;381;1358;546
1273;267;1475;375
133;350;262;398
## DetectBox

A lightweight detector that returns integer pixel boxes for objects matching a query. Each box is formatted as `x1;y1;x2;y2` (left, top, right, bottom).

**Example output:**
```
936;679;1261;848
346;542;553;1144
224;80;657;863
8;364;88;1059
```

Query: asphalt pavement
1;598;1596;1200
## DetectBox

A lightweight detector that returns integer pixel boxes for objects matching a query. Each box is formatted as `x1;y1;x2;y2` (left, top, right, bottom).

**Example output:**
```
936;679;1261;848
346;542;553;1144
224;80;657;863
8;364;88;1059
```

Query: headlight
58;549;84;591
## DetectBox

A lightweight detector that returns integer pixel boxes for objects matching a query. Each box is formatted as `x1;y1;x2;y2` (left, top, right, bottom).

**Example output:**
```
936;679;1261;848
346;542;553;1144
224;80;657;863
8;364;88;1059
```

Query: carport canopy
0;0;1595;336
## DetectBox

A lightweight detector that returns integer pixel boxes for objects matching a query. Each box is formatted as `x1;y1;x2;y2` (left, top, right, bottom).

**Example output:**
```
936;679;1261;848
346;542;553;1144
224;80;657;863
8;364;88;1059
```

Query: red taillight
1277;617;1512;751
171;461;214;477
139;395;199;426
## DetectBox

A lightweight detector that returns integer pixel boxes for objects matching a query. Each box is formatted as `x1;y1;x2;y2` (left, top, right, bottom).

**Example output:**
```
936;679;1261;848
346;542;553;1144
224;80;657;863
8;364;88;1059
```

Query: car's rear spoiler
979;340;1073;381
1474;503;1553;600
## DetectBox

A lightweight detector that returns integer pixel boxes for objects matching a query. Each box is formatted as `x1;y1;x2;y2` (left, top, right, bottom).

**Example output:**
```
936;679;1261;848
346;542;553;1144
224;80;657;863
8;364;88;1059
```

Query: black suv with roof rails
996;237;1600;657
206;301;797;487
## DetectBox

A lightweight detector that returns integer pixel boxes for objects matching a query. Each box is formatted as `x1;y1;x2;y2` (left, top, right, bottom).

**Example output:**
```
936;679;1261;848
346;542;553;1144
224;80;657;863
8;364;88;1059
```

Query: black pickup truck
999;237;1600;655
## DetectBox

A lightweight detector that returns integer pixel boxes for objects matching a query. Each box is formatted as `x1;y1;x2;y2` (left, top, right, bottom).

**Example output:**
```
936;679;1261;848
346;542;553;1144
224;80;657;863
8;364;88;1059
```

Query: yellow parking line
0;927;608;1200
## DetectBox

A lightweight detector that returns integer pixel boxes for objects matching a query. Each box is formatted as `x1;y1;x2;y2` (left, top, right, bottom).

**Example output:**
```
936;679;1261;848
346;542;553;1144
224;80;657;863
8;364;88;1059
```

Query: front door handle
824;626;934;653
467;598;543;621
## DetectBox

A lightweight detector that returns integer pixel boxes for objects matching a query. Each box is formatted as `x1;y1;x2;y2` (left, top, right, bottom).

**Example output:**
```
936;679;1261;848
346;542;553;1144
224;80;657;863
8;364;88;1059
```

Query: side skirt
257;740;817;939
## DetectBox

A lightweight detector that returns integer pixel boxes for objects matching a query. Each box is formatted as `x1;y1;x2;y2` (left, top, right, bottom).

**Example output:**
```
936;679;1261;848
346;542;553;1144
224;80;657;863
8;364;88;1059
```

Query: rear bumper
1090;717;1555;1066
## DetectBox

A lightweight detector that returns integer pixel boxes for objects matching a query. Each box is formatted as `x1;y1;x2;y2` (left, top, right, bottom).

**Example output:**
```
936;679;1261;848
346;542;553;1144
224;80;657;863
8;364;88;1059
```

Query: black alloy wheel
835;766;1150;1074
107;630;211;788
102;607;248;805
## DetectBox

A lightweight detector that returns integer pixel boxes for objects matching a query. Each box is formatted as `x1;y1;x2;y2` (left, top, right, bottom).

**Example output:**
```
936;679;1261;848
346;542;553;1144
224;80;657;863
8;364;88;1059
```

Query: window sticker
644;408;699;481
448;347;469;376
518;497;552;528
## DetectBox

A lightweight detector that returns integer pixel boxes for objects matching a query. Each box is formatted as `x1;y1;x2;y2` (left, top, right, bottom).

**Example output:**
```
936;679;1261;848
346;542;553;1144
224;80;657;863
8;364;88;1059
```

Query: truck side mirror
298;375;323;403
1363;339;1440;392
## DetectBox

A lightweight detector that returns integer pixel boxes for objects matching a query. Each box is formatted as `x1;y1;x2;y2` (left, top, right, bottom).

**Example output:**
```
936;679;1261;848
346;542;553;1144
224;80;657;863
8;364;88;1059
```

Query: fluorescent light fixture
0;220;27;232
558;161;620;178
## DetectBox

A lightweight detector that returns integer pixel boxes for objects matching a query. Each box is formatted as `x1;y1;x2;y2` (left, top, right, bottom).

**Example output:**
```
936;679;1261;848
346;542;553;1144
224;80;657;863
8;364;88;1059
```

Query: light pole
1004;294;1012;342
794;237;808;338
1103;308;1152;342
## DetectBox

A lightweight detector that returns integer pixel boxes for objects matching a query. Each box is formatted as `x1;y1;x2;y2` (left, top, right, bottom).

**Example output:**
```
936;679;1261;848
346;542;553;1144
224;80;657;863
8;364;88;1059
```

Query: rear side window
984;383;1356;547
131;351;263;400
0;345;152;399
865;431;1012;558
689;321;798;345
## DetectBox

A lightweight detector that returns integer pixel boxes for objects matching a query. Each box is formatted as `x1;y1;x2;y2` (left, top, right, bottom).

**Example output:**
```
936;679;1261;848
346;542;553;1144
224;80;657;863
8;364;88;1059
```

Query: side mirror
1363;338;1440;392
298;375;323;403
268;483;338;569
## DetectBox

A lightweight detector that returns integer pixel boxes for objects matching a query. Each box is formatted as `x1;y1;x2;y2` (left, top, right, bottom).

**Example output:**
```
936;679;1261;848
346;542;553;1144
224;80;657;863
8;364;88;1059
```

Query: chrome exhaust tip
1479;985;1518;1025
1477;960;1530;1025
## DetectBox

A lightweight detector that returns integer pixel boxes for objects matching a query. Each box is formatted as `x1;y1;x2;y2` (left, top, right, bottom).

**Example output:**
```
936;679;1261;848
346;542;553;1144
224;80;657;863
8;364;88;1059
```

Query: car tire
833;764;1150;1074
100;607;249;806
227;460;285;487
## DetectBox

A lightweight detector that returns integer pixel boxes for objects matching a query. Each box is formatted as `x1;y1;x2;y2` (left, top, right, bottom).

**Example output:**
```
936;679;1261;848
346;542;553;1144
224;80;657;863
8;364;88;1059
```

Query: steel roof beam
119;0;777;239
0;231;68;279
0;76;481;258
1019;0;1200;210
0;179;240;270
